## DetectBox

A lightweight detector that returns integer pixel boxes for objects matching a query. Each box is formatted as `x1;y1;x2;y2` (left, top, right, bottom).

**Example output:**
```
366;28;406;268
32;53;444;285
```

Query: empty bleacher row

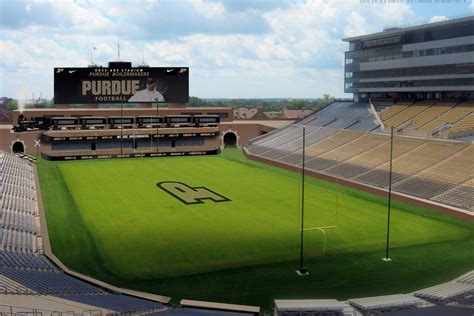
0;152;40;258
274;271;473;315
14;152;38;163
256;126;326;160
408;103;455;131
65;294;167;314
246;126;474;212
248;125;302;154
0;268;166;313
0;251;52;271
1;150;65;274
1;228;36;254
1;151;59;278
1;207;36;233
382;101;435;129
414;271;474;307
299;101;379;131
0;268;106;296
433;179;474;212
0;150;165;313
379;101;474;139
447;112;474;138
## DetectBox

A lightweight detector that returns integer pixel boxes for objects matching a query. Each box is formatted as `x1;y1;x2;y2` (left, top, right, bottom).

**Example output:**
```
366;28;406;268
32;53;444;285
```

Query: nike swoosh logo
166;69;173;73
69;70;77;73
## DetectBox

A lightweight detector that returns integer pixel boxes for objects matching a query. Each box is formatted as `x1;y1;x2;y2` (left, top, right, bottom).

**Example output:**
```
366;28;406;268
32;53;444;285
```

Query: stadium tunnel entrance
12;141;24;153
223;132;237;148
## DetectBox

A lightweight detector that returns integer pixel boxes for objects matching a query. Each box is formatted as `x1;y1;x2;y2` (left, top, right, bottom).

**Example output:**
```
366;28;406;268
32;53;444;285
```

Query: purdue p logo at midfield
157;181;231;205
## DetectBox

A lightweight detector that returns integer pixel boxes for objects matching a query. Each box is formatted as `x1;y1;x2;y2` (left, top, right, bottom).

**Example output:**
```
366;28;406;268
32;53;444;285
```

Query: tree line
188;95;335;112
3;95;336;112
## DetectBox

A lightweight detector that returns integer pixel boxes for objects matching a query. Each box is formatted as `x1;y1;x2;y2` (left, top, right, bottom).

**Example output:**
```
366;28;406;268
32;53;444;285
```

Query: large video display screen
54;67;188;104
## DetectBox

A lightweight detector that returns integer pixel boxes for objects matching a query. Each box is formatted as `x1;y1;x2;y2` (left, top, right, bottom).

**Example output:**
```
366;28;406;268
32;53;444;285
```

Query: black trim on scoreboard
54;67;189;104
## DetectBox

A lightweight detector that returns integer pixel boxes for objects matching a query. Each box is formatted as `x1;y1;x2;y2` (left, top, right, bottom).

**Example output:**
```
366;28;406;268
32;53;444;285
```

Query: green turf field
37;149;474;310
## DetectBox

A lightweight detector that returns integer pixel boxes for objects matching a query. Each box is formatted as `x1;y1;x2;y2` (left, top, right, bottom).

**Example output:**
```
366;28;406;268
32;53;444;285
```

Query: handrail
383;13;474;31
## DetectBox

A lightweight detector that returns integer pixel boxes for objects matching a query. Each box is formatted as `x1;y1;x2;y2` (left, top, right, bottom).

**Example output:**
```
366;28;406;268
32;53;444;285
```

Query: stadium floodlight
297;125;309;276
383;126;394;262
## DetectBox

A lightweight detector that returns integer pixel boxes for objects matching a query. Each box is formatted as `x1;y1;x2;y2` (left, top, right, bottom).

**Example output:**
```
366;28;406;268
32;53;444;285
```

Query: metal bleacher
300;101;379;131
0;150;165;314
0;151;49;270
246;106;474;212
414;271;474;306
382;101;435;130
273;271;474;315
382;101;474;138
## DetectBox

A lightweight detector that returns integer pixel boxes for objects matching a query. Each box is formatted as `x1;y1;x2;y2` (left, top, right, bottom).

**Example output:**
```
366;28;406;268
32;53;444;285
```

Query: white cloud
146;41;193;64
49;1;117;33
189;0;226;18
0;0;421;99
0;37;87;69
429;16;449;23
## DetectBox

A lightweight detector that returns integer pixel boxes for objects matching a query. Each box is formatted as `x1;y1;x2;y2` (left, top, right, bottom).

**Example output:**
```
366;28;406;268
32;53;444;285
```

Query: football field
37;149;474;308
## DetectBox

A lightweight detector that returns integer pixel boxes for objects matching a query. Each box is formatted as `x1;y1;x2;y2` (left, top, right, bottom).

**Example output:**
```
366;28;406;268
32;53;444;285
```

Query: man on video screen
128;78;165;102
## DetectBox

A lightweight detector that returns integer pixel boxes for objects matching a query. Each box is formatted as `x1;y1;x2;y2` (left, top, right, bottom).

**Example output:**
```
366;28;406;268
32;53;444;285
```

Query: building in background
343;15;474;102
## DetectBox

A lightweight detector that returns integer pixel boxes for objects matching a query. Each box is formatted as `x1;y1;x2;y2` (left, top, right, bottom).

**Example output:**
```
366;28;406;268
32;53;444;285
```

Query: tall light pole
297;126;309;275
383;126;394;262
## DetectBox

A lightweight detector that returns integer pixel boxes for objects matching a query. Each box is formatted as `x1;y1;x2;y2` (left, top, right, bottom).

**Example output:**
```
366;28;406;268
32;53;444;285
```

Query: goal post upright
383;125;394;262
297;125;309;276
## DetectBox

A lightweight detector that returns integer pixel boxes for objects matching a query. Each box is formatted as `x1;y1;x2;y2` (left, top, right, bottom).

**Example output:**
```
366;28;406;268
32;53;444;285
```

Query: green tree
6;100;18;111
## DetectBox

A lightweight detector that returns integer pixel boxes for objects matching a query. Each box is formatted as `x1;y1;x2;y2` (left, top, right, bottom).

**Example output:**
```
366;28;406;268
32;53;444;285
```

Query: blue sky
0;0;472;99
